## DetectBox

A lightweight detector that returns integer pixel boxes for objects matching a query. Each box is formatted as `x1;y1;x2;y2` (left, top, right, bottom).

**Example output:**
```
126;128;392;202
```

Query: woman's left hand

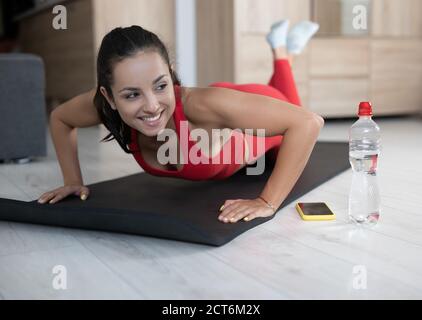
218;198;276;223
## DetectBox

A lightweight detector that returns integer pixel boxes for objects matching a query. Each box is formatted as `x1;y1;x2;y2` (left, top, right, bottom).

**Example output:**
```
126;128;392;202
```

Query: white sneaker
286;21;319;55
266;20;290;49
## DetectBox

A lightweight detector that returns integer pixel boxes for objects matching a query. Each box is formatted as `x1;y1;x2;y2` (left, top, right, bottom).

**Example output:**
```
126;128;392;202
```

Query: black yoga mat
0;142;350;246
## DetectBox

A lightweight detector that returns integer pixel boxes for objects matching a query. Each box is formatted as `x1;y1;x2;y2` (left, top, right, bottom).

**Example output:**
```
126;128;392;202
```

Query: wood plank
297;169;422;248
236;0;311;33
210;217;422;299
0;244;143;299
196;0;235;86
309;78;369;116
370;40;422;115
296;82;309;108
259;180;422;293
19;0;95;101
310;38;370;77
0;222;78;258
372;0;422;37
71;230;287;299
0;173;32;201
312;0;342;36
236;33;308;84
1;118;422;298
92;0;175;54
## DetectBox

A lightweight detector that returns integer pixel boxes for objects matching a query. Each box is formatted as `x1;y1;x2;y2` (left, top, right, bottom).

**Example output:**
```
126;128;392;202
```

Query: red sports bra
128;85;283;181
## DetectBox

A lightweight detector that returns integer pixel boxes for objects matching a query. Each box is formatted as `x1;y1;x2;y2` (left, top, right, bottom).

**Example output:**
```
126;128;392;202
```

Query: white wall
175;0;197;86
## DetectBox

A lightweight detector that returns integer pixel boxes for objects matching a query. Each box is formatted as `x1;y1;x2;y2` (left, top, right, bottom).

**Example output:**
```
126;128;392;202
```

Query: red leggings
209;59;301;107
209;59;301;161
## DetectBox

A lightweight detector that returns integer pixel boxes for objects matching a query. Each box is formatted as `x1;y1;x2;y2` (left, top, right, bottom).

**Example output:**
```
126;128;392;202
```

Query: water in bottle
348;102;381;226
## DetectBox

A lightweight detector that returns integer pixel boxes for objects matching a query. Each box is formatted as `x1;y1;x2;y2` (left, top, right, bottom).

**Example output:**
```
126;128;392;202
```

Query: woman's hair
93;25;181;153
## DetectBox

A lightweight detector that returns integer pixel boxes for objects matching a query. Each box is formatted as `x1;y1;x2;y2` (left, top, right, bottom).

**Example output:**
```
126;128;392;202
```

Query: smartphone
295;202;336;221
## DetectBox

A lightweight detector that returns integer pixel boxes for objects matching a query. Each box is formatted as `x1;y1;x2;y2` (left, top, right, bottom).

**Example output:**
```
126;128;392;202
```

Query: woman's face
101;50;176;138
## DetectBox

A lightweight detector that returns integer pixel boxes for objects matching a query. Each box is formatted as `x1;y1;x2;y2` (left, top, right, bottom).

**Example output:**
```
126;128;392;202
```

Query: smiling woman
38;25;324;225
93;26;182;151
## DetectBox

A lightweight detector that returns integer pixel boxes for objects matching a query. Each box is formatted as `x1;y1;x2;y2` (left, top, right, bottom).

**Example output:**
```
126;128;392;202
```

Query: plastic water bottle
348;102;381;226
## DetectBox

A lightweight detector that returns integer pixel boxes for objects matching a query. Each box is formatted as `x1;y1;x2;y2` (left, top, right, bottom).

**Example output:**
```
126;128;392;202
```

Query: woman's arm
49;88;101;186
259;118;322;208
189;87;324;222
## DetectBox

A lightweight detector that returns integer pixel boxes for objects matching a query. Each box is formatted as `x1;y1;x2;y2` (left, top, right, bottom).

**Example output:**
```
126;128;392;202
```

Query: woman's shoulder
179;85;206;106
179;86;204;126
179;85;228;128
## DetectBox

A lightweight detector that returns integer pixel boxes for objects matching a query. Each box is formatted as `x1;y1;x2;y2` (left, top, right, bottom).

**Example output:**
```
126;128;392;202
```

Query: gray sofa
0;53;47;162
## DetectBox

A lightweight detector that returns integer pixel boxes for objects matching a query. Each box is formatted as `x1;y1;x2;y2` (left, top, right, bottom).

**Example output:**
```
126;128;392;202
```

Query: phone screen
297;202;334;216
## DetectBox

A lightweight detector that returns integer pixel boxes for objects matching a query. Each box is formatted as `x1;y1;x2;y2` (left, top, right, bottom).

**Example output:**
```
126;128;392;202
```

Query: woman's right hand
38;185;90;204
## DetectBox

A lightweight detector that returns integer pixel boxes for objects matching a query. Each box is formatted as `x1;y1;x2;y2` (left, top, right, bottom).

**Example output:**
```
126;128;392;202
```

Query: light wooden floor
1;115;421;299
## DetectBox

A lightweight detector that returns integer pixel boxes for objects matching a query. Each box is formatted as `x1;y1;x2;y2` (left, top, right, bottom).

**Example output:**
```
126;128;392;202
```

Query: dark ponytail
93;25;181;153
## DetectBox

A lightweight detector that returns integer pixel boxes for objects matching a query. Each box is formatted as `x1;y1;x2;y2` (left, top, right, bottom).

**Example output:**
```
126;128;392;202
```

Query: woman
38;21;323;224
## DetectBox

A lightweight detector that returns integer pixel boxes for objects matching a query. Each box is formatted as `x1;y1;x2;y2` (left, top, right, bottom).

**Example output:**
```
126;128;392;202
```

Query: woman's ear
100;86;117;110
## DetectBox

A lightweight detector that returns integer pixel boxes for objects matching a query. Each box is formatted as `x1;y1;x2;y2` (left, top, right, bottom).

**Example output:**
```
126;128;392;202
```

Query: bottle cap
358;102;373;116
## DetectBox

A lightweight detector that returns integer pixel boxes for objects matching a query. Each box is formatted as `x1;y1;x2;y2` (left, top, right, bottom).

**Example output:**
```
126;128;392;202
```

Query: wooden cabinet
197;0;310;108
197;0;422;118
370;40;422;115
18;0;422;117
308;38;370;117
196;0;235;86
19;0;95;107
18;0;175;108
309;39;370;77
372;0;422;37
